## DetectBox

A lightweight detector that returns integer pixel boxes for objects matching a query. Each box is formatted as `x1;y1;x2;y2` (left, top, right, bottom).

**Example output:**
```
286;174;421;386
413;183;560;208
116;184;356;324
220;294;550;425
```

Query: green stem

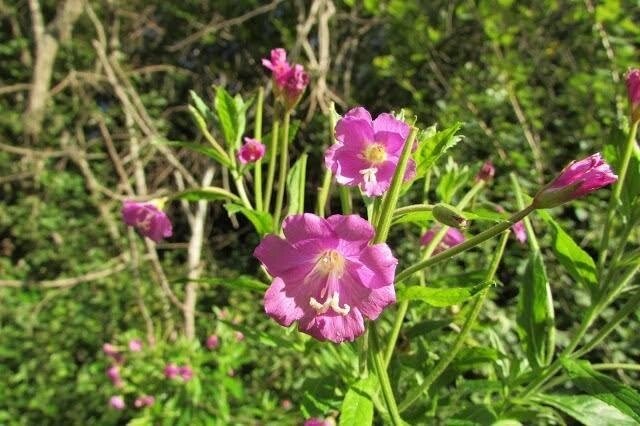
374;128;419;243
396;205;536;283
339;186;352;214
253;87;264;212
399;231;510;412
316;103;338;217
392;203;434;218
273;112;291;231
231;170;253;209
599;120;639;270
370;322;403;425
592;363;640;372
263;120;280;213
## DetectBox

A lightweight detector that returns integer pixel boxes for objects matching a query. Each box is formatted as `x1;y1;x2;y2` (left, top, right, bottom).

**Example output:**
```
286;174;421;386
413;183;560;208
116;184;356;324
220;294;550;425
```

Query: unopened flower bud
476;160;495;182
109;395;125;410
432;203;468;229
532;153;617;209
626;69;640;123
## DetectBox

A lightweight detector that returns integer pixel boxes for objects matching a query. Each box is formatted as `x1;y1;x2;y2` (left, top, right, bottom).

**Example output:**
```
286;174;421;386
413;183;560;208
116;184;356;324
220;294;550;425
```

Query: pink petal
328;145;370;184
335;117;374;149
326;215;374;245
299;309;365;343
372;113;409;140
343;107;373;122
342;271;396;320
282;213;334;244
348;244;398;289
373;130;406;155
254;235;318;282
264;277;306;327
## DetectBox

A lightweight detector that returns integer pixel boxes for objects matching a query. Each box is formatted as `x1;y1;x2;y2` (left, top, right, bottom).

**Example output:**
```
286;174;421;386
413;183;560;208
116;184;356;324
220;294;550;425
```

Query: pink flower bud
282;64;309;110
206;335;220;350
106;365;120;382
128;339;143;352
237;138;266;164
512;220;527;244
476;160;495;182
304;418;335;426
626;69;640;122
234;331;245;342
532;153;617;209
164;363;180;379
281;399;293;410
179;365;194;381
134;395;155;408
109;395;125;410
262;48;291;88
121;199;173;242
103;343;118;357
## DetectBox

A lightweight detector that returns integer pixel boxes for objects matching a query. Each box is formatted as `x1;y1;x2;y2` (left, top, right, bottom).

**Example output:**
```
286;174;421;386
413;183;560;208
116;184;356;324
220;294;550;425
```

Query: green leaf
397;281;493;307
414;122;464;178
536;393;637;426
537;209;598;293
286;153;308;216
176;275;268;292
214;86;241;149
161;138;233;168
392;210;434;226
561;358;640;423
516;251;555;369
189;90;212;121
225;203;273;236
339;376;376;426
175;187;241;203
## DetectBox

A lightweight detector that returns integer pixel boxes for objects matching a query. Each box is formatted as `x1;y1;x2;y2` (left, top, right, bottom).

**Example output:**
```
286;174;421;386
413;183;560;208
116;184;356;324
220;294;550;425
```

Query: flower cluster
103;339;155;411
262;48;309;110
164;363;194;381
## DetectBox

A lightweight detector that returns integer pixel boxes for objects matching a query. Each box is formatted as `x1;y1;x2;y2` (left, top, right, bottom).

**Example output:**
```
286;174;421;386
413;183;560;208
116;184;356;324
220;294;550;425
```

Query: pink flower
128;339;142;352
512;220;527;244
121;200;173;242
237;137;266;164
134;395;155;408
281;399;293;410
325;107;415;197
206;334;220;350
420;227;465;254
234;331;245;342
109;395;125;410
102;343;122;363
282;64;309;109
179;365;194;381
106;365;123;387
164;363;180;379
254;213;397;343
262;48;291;88
532;153;617;209
476;160;495;182
626;69;640;122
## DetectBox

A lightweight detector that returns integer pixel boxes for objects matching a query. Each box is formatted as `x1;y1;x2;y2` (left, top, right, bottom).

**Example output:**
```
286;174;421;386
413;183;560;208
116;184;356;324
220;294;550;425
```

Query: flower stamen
309;291;350;316
361;143;387;165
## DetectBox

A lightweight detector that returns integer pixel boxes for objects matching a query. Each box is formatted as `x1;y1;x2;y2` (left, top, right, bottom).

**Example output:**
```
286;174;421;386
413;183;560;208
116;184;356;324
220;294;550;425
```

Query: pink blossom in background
179;366;194;381
476;160;495;182
626;69;640;121
106;365;123;387
533;153;617;209
325;107;415;197
206;334;220;350
102;343;123;363
282;64;309;109
281;399;293;410
134;395;155;408
237;137;266;164
234;331;245;342
164;363;180;379
420;227;465;254
512;220;527;244
254;213;398;343
128;339;142;352
262;48;291;88
109;395;125;410
121;200;173;242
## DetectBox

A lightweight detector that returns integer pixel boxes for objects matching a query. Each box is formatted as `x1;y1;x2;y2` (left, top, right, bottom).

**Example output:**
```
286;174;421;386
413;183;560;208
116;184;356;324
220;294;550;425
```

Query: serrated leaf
286;154;308;216
397;281;493;307
339;376;376;426
516;251;555;369
537;209;597;293
225;203;273;235
536;393;637;426
414;122;464;178
214;86;240;149
561;358;640;423
175;187;241;203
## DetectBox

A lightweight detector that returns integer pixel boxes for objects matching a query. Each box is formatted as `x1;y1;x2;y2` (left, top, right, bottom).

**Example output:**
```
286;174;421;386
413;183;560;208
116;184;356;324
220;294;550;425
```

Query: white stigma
360;167;378;185
309;291;351;316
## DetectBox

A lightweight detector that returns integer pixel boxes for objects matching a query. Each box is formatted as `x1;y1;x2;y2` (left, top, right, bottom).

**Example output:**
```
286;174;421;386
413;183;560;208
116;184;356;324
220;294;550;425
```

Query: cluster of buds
164;363;194;381
262;48;309;111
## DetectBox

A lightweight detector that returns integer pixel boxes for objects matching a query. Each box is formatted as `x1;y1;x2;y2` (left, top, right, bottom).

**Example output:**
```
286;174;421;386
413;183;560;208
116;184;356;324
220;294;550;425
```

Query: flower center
313;249;345;277
361;143;387;165
307;250;350;316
